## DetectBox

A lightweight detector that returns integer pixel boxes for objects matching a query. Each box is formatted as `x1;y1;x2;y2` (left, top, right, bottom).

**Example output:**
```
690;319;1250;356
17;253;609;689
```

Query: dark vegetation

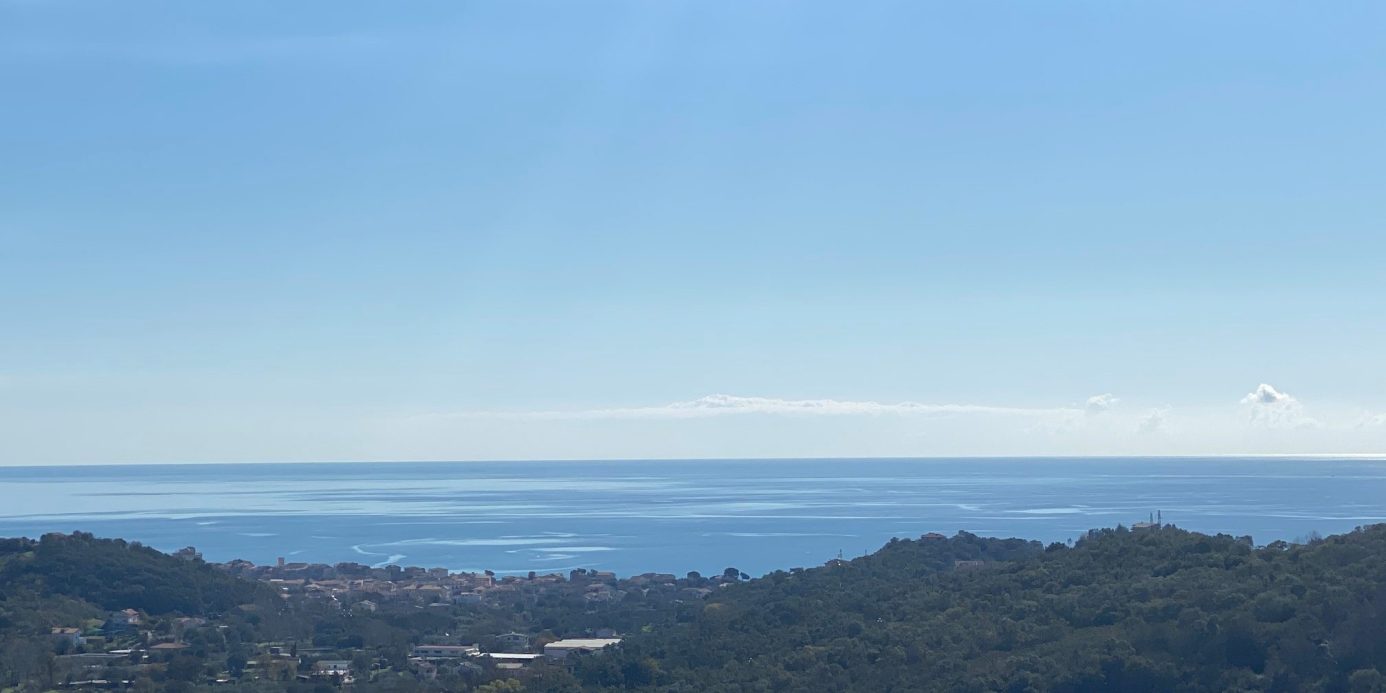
575;525;1386;692
0;533;265;616
4;526;1386;691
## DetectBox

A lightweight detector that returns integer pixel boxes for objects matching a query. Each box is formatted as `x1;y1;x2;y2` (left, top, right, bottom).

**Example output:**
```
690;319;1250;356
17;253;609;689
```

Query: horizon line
4;453;1386;469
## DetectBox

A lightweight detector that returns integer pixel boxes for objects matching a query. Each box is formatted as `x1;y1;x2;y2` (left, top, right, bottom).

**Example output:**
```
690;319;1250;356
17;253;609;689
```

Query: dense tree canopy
573;526;1386;692
0;532;267;615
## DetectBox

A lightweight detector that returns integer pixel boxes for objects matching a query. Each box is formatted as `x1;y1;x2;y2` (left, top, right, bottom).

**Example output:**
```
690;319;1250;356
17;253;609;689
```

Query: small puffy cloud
1242;383;1294;406
1085;393;1118;415
1240;383;1319;429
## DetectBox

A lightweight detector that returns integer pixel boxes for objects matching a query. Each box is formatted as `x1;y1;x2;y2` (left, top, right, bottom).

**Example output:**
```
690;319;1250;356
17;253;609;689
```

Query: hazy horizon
7;453;1386;469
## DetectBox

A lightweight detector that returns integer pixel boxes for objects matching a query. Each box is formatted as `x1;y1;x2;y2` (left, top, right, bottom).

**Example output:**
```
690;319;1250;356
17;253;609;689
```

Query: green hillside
5;527;1386;692
0;532;277;690
573;525;1386;692
0;532;266;617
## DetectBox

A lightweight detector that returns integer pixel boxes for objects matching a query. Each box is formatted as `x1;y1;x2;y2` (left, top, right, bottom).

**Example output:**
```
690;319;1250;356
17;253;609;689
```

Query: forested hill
0;532;267;618
573;525;1386;692
5;527;1386;692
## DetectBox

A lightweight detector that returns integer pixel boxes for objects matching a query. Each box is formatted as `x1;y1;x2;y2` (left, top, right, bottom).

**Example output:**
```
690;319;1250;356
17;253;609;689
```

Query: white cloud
1242;383;1294;406
365;386;1386;462
1240;383;1320;430
435;394;1080;421
1136;407;1169;434
1085;393;1118;414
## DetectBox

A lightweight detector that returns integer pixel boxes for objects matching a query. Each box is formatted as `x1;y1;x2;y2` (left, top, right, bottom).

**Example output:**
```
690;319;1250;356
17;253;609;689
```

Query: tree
352;651;373;680
226;650;249;678
164;654;204;683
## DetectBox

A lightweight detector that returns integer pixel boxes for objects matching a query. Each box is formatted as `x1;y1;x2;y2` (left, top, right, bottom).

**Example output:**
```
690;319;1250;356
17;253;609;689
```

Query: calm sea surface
2;458;1384;577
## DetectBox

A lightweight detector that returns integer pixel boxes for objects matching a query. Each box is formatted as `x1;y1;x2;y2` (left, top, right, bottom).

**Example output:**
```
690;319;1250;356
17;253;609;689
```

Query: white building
543;638;622;660
412;644;480;658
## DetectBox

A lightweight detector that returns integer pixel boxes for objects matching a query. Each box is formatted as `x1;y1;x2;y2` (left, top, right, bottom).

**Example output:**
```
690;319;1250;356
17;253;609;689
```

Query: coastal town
39;545;753;690
17;528;1034;690
224;551;734;610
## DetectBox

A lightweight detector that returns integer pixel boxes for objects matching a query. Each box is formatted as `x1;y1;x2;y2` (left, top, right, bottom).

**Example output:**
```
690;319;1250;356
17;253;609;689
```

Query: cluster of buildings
48;610;211;687
216;557;737;609
50;608;193;651
220;557;495;603
47;595;623;687
208;557;747;681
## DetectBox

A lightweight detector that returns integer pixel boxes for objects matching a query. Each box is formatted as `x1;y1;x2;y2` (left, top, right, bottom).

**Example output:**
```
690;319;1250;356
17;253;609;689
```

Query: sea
2;457;1385;578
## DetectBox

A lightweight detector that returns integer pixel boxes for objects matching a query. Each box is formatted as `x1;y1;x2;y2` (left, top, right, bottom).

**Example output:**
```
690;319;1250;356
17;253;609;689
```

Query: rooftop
545;638;622;649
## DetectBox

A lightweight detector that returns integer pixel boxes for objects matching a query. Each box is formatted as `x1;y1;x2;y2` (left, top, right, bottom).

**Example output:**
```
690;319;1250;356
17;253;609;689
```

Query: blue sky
3;1;1386;464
